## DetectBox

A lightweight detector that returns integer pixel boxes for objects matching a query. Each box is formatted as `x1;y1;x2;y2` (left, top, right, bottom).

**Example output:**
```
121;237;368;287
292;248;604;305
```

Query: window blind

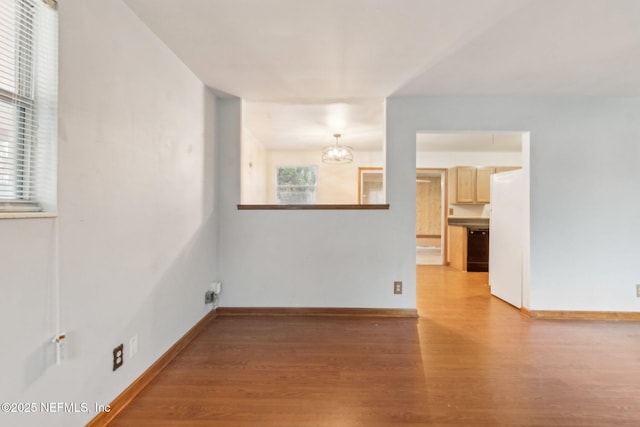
0;0;57;212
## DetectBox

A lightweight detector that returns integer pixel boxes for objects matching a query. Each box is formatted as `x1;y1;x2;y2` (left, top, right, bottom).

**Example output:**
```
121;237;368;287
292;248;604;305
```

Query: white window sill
0;212;58;220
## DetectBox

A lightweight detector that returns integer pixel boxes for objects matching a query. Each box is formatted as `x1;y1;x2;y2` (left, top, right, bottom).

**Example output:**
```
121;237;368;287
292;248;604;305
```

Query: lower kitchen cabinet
447;224;489;272
447;225;467;271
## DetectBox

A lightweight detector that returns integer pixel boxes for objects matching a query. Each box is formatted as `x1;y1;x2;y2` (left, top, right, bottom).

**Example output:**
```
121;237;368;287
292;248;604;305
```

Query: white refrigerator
489;169;524;308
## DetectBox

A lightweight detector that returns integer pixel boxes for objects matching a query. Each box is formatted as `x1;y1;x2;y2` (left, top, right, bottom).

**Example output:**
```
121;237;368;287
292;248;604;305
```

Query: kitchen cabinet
449;166;495;204
447;222;490;272
447;225;467;270
449;166;519;204
452;167;475;203
475;167;495;203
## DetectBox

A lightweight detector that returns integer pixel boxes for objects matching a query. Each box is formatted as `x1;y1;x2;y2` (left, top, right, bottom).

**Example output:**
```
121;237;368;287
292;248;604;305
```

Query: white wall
218;99;415;309
241;128;267;204
0;1;218;426
389;96;640;312
449;204;489;218
220;96;640;312
0;217;57;413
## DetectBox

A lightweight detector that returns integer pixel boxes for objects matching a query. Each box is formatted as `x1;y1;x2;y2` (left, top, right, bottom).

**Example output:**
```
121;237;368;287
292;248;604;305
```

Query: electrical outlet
113;344;124;371
129;336;138;358
636;284;640;298
212;281;222;294
394;281;403;295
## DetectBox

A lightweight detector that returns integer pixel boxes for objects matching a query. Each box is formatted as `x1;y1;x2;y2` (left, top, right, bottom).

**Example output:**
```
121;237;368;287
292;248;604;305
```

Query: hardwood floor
111;266;640;426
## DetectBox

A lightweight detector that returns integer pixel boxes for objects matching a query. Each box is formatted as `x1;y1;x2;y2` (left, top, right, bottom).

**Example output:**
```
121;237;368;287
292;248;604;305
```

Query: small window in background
276;166;317;204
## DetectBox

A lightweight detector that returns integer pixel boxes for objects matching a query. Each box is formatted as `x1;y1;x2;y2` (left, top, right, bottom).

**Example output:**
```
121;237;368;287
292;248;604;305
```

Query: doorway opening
415;131;531;310
416;169;446;265
358;167;384;204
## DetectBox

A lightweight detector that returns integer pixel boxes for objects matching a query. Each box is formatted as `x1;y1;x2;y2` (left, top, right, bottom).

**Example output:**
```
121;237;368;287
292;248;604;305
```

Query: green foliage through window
276;166;317;204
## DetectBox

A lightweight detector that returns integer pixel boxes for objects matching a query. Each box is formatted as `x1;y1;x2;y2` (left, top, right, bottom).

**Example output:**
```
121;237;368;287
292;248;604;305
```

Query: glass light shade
322;134;353;164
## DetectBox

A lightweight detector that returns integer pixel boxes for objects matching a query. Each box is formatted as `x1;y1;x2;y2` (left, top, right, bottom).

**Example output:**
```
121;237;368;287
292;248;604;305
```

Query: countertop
447;217;490;228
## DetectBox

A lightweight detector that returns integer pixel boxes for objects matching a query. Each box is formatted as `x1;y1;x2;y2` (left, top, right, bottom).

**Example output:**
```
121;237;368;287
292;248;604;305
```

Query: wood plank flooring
110;266;640;426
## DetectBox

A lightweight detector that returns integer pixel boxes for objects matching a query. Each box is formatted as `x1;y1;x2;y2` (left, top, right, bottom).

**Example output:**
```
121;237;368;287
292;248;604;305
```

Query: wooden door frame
357;167;383;204
416;168;448;266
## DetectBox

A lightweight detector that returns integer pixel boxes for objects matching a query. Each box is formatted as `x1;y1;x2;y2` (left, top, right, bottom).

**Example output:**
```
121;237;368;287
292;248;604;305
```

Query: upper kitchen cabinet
449;166;519;204
450;167;475;203
449;166;494;204
475;167;495;203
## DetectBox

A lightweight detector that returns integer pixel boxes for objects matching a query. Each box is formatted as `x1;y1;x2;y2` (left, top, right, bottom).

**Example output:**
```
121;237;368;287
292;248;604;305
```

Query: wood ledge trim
217;307;419;318
529;310;640;321
86;309;218;427
237;204;390;210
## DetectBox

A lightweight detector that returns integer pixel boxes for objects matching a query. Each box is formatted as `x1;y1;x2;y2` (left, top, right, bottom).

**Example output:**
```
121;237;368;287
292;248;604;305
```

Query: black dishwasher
467;228;489;272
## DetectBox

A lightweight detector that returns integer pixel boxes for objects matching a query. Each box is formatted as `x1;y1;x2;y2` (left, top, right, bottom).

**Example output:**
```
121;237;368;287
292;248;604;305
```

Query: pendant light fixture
322;133;353;164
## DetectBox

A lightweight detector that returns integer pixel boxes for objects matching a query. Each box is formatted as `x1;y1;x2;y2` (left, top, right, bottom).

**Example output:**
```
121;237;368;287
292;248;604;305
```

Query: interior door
489;170;523;308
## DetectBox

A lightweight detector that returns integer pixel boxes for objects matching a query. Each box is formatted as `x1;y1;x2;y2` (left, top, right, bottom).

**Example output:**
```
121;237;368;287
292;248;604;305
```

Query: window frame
275;165;318;205
0;0;57;214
